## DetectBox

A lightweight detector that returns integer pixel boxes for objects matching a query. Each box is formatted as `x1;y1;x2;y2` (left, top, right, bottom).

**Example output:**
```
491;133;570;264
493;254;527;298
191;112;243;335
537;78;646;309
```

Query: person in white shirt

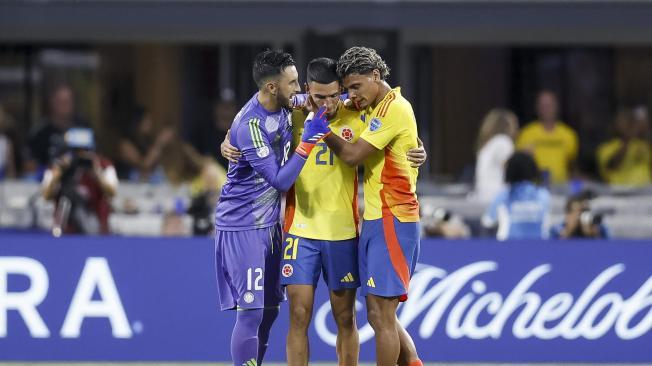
474;108;519;204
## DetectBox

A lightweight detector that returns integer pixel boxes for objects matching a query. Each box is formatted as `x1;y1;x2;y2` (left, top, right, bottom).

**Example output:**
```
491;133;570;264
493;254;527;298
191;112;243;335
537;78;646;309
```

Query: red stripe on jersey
283;184;296;233
380;201;410;301
379;92;396;117
375;99;389;118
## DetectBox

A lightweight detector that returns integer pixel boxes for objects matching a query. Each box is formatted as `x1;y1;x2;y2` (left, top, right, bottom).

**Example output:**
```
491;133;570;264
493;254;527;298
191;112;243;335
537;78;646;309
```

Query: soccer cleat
243;358;257;366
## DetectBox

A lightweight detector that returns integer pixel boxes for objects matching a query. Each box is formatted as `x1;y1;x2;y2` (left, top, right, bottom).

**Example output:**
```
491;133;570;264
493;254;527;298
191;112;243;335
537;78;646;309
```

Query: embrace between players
214;47;426;366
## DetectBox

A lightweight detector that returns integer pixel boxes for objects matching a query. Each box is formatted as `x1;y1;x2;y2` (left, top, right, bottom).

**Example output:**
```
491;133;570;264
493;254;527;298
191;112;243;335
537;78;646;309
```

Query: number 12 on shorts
247;267;263;290
284;237;298;260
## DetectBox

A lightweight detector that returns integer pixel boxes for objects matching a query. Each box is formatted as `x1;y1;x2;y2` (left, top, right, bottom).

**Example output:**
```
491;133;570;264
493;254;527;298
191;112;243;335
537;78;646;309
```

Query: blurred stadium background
1;0;652;365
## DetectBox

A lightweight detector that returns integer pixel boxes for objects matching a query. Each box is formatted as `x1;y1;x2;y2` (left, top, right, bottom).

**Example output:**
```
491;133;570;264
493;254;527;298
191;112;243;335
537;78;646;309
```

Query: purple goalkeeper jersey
215;93;294;231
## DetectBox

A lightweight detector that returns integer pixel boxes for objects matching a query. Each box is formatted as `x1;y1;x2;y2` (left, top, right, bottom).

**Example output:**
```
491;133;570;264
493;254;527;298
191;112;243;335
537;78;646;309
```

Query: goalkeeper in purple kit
214;50;330;366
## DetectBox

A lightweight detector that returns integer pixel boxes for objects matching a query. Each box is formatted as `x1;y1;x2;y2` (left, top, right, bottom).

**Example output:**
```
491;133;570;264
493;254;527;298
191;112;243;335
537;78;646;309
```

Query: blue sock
231;308;263;366
257;306;279;365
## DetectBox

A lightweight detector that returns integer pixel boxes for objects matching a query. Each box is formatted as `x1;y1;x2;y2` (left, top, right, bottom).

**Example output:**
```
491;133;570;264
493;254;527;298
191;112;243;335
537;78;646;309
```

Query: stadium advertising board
0;235;650;362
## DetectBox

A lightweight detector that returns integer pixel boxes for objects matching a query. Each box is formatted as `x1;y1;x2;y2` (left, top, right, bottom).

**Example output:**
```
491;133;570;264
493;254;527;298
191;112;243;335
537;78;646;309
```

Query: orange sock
408;360;424;366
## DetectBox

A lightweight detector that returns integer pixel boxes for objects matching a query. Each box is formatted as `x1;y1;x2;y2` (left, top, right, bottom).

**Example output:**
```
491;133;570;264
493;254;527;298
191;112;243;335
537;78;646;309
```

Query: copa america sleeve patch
256;146;270;158
370;117;382;132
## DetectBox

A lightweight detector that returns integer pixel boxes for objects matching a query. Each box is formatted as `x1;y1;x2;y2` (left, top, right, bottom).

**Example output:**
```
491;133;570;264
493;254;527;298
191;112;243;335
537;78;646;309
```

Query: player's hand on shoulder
221;129;242;163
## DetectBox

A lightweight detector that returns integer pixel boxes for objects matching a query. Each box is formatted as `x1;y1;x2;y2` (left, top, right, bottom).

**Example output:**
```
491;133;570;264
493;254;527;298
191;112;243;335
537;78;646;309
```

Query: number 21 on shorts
284;237;298;260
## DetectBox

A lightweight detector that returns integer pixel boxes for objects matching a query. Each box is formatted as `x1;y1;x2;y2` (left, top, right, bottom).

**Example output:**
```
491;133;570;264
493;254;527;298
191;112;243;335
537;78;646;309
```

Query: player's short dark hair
505;152;540;185
307;57;338;85
336;46;390;80
252;49;296;88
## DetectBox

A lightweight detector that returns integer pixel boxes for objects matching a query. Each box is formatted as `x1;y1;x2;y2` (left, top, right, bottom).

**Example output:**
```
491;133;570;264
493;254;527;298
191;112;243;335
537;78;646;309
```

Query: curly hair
336;46;390;80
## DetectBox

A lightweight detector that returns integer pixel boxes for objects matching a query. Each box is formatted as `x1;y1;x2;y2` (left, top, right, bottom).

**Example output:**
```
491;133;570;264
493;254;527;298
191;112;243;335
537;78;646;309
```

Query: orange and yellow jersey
359;87;419;222
284;102;366;240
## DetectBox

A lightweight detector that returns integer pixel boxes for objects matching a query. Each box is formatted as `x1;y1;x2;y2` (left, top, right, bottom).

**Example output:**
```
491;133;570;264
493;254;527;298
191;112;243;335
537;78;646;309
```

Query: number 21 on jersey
315;142;334;165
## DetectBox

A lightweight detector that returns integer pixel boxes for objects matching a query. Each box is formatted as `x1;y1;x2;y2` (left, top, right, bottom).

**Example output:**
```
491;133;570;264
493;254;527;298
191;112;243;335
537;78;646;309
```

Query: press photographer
41;128;118;235
551;190;610;239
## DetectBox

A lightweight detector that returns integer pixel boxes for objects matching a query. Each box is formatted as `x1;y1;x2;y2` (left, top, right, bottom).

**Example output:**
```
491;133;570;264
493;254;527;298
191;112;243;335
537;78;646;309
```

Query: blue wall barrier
1;235;651;362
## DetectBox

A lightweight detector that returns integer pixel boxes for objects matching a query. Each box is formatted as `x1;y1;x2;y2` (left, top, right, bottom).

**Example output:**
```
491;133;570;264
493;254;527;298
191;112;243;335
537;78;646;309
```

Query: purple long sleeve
247;149;306;192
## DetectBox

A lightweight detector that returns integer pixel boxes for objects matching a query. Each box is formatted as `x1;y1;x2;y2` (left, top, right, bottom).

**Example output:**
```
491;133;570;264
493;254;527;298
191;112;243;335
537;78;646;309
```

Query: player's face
307;80;341;118
275;66;301;109
341;70;380;110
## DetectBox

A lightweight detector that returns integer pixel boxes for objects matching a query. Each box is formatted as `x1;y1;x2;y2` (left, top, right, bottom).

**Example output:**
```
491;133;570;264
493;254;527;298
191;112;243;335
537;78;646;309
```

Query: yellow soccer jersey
516;121;578;184
284;102;366;240
597;138;651;186
359;87;420;222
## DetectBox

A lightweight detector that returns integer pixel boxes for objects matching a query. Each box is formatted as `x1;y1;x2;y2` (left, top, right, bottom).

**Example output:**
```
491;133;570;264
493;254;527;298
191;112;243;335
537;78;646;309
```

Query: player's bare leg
366;294;400;366
397;316;422;366
286;284;315;366
329;289;359;366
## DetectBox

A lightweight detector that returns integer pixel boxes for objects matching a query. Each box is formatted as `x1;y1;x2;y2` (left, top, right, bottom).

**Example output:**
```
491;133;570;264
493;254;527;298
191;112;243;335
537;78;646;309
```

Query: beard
276;92;292;109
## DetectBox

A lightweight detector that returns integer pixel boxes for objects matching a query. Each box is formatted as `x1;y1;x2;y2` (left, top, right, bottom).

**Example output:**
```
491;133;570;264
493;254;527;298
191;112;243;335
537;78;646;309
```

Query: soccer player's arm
324;111;403;166
235;118;301;192
238;110;328;192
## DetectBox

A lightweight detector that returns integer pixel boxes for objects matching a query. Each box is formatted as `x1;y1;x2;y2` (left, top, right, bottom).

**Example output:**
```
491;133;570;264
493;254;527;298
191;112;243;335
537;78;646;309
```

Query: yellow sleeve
360;109;405;150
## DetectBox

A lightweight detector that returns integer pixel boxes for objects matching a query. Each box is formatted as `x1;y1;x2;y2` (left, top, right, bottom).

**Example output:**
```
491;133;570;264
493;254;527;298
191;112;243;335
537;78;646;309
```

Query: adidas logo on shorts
242;358;257;366
367;277;376;288
340;272;355;283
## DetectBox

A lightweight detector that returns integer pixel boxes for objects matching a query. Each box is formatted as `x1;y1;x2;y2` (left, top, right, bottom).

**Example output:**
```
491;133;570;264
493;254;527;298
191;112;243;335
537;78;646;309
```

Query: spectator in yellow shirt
596;106;651;186
517;90;579;184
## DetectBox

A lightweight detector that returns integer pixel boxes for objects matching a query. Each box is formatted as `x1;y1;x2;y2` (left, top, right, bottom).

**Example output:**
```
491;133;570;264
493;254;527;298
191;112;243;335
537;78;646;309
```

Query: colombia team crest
341;126;354;142
282;264;293;277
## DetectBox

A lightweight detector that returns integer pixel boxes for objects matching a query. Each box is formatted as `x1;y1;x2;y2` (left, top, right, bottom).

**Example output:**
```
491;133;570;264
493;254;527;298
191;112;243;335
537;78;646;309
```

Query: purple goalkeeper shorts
214;224;286;310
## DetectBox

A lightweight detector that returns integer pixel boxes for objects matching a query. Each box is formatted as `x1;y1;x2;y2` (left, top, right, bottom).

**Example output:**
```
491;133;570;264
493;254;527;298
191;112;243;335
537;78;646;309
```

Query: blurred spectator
0;105;17;179
482;152;551;240
423;208;471;239
28;84;89;171
596;107;651;186
194;89;237;169
517;90;579;184
474;108;519;204
116;106;173;183
161;211;188;236
550;190;610;239
41;128;118;235
187;158;227;235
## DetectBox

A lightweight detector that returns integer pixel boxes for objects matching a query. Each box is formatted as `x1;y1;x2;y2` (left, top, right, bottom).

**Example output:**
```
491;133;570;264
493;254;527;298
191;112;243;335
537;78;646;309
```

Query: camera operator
550;191;610;239
41;128;118;235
